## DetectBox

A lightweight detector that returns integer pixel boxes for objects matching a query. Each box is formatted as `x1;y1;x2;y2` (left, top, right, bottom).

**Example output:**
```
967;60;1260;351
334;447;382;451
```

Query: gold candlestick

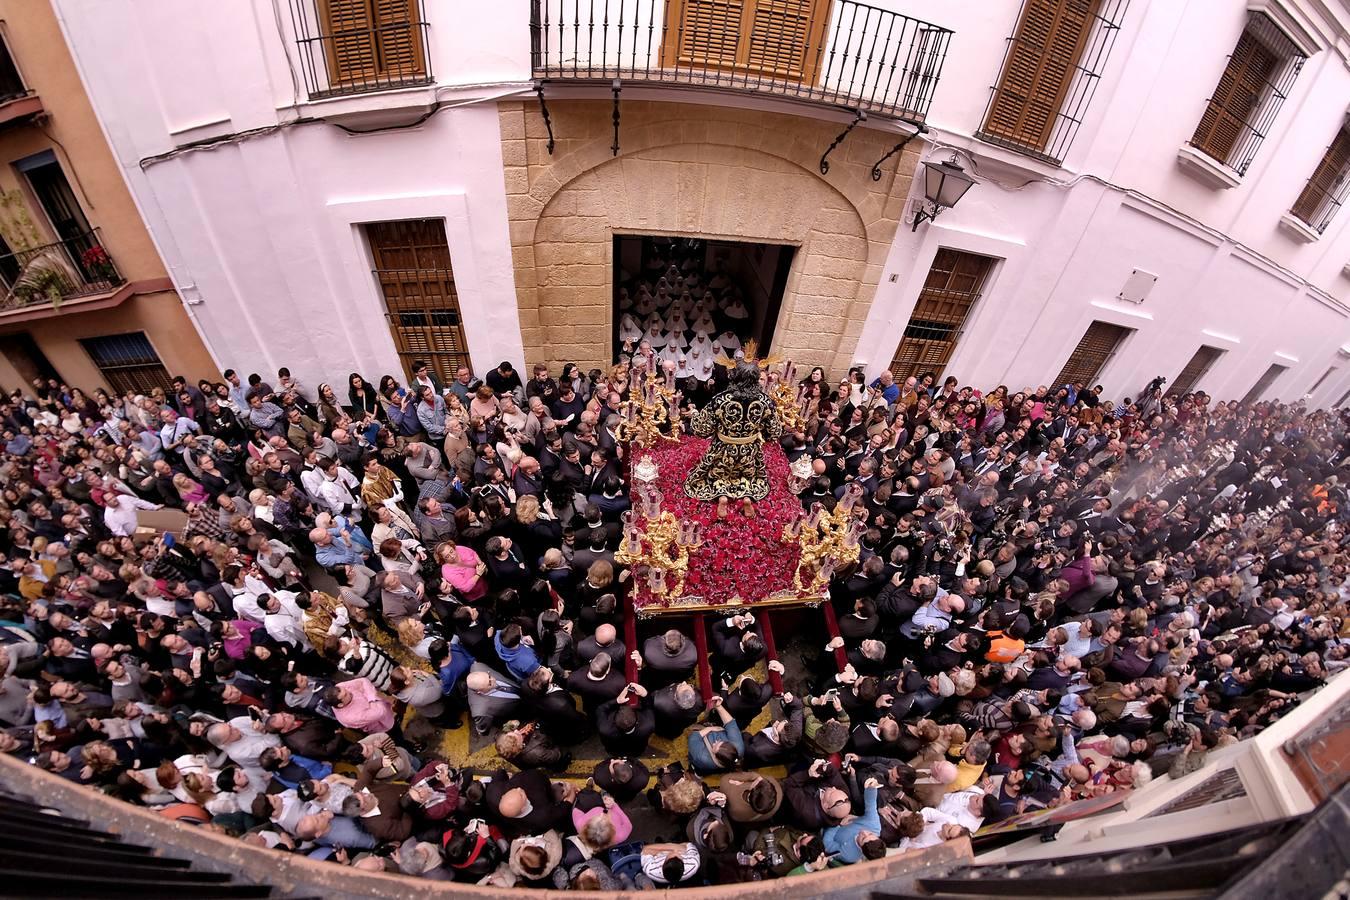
784;486;863;593
615;510;700;599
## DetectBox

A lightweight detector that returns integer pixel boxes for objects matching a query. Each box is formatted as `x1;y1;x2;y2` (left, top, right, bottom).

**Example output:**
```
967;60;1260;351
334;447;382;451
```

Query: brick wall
499;99;923;377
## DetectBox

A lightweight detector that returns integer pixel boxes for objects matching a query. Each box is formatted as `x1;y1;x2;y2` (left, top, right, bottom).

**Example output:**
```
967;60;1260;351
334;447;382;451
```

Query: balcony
287;0;432;100
0;90;42;130
0;229;126;318
530;0;952;122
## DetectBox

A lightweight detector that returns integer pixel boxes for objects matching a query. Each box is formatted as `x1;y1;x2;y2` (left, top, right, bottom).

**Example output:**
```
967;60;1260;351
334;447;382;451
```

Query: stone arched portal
499;99;923;376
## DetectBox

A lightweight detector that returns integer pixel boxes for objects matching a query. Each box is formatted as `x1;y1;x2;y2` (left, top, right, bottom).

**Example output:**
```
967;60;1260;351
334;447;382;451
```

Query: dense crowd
1;280;1347;887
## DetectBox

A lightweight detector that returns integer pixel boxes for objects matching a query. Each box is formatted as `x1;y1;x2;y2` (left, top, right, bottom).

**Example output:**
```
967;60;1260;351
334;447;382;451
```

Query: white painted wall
51;0;1350;404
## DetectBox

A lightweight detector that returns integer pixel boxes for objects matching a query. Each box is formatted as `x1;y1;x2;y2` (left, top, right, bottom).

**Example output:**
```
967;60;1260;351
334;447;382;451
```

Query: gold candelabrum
782;482;864;593
615;484;702;599
615;362;681;448
766;360;810;433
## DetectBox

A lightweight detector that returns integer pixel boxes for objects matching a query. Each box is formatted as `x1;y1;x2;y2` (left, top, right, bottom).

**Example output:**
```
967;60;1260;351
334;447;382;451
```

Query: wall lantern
912;155;977;231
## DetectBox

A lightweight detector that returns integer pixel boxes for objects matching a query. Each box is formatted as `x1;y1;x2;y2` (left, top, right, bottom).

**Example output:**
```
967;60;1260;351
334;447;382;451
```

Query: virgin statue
684;361;783;501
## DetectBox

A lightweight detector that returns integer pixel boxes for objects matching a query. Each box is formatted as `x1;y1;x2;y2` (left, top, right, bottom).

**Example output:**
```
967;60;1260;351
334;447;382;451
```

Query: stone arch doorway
501;100;923;377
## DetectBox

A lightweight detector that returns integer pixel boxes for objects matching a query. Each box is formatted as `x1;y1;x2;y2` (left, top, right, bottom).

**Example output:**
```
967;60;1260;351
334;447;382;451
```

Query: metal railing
0;229;124;310
530;0;953;121
288;0;433;99
1188;12;1305;176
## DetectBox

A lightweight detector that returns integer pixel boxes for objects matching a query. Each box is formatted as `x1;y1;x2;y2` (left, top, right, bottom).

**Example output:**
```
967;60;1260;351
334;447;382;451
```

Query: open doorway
0;332;61;389
611;235;795;369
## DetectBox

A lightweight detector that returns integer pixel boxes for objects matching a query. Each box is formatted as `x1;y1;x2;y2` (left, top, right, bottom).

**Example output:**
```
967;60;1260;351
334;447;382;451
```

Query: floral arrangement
628;435;806;612
80;244;118;282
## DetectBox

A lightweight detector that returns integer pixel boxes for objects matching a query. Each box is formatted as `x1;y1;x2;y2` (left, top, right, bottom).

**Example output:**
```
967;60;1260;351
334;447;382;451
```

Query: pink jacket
442;546;488;601
572;801;632;849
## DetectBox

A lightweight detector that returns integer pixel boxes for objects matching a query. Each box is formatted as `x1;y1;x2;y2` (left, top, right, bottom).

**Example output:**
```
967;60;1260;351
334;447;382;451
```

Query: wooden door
366;218;468;384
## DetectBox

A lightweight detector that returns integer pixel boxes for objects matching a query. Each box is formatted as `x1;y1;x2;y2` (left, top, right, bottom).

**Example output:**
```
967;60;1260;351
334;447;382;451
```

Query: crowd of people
0;311;1347;887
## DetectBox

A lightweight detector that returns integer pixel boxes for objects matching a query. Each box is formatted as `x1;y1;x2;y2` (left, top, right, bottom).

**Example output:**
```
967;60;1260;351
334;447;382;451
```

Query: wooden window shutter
666;0;746;69
1291;126;1350;225
1190;27;1278;163
373;0;425;79
1055;320;1129;389
983;0;1099;154
320;0;423;86
320;0;379;84
662;0;829;82
745;0;826;80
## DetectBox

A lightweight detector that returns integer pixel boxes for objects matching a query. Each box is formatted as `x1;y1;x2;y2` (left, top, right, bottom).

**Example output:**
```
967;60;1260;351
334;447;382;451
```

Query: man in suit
641;629;698;687
486;767;571;838
710;613;765;680
465;665;523;735
596;683;656;756
576;623;626;670
653;681;703;739
745;694;804;766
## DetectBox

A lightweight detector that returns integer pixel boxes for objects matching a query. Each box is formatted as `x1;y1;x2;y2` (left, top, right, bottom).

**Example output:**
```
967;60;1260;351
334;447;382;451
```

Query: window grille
1241;363;1287;404
1290;124;1350;233
288;0;431;98
977;0;1129;164
365;218;468;385
1167;345;1224;396
79;333;173;397
1055;320;1131;389
1189;12;1304;176
888;249;996;382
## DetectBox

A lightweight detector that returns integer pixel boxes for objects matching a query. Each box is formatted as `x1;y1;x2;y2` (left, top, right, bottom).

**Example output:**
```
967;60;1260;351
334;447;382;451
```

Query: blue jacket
493;632;541;680
439;637;475;693
270;753;332;791
822;786;880;863
687;719;744;773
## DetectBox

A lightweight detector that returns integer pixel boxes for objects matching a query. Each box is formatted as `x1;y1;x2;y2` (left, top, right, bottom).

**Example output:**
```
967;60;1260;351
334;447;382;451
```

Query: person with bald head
485;766;570;837
576;622;625;670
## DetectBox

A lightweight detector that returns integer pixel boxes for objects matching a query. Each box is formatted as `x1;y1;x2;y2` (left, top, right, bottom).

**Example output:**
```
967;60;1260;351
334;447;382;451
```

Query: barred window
978;0;1128;164
80;333;173;397
1188;13;1304;175
1055;320;1131;389
1290;123;1350;233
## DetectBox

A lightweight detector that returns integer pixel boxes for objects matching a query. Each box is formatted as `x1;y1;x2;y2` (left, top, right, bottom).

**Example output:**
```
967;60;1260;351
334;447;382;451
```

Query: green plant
3;248;76;310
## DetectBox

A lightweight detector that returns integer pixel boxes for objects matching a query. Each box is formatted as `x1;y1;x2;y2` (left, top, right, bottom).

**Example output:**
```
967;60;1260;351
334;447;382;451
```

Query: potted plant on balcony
80;244;118;284
3;248;77;310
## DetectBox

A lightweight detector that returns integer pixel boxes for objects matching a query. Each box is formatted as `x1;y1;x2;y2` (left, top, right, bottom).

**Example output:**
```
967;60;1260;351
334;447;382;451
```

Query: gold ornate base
634;588;828;618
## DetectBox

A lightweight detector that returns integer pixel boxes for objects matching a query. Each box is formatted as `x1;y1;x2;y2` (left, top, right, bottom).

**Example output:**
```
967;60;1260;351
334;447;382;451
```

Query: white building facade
49;0;1350;407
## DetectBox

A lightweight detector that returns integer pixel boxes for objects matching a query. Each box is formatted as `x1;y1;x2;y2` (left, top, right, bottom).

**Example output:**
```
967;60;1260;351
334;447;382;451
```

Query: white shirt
103;495;161;536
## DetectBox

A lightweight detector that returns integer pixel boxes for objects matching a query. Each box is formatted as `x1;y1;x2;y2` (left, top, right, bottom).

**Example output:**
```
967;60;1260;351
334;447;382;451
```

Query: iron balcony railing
530;0;953;121
0;229;124;310
287;0;433;99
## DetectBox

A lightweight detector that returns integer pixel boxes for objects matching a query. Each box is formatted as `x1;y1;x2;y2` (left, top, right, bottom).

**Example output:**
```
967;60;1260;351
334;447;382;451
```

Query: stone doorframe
499;99;924;378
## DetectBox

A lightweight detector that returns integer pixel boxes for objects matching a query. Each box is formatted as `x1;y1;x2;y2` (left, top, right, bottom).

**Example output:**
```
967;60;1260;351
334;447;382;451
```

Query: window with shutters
80;333;173;397
290;0;430;98
365;218;469;385
976;0;1128;164
661;0;831;84
1290;123;1350;233
1054;320;1131;390
888;249;997;383
1241;363;1286;404
1187;13;1304;176
1167;345;1224;397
